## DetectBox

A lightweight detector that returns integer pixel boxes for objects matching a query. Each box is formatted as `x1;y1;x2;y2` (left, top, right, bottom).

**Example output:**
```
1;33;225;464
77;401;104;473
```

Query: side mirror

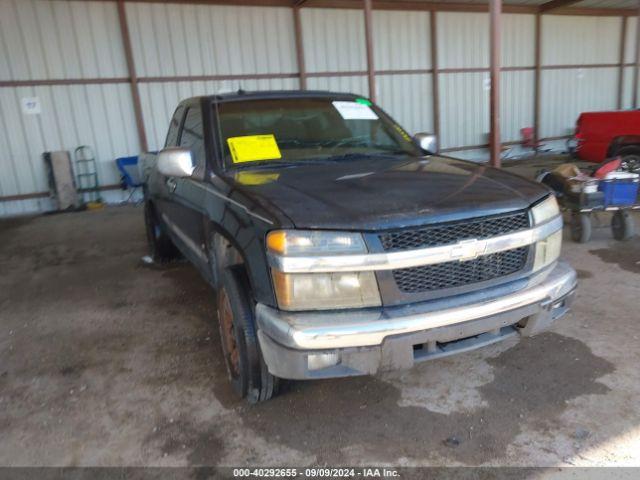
157;147;195;178
413;132;438;154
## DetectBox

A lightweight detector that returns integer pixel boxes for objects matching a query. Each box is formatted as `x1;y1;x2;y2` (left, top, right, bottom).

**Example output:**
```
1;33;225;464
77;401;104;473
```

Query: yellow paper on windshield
227;134;282;164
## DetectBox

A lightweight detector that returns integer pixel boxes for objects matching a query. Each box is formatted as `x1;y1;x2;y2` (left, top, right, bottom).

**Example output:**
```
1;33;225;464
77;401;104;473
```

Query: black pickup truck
140;91;577;403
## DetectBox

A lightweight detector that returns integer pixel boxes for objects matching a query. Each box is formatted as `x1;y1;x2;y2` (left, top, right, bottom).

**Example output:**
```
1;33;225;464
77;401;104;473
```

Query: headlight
267;230;367;256
272;270;381;311
267;230;381;310
533;229;562;272
531;195;560;225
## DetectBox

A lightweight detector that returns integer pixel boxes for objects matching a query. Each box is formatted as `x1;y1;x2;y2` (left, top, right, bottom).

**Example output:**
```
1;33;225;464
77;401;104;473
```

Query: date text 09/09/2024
232;467;400;478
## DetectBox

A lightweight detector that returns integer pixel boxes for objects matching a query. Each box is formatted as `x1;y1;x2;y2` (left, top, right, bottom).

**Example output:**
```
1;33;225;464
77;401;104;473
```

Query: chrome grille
379;210;530;252
392;247;529;293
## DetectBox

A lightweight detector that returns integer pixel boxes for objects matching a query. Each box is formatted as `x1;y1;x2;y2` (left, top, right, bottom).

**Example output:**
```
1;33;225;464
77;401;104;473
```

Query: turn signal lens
267;230;367;256
266;230;287;254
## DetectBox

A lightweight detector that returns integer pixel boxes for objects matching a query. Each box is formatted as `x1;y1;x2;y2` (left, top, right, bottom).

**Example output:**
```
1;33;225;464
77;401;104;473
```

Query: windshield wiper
233;160;299;171
312;151;408;162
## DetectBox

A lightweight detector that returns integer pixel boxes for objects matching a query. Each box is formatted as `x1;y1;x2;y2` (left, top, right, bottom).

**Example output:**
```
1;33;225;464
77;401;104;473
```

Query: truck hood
226;155;549;230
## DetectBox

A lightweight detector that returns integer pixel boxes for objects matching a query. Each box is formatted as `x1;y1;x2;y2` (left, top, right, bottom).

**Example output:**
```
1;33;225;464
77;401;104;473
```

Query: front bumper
256;261;577;380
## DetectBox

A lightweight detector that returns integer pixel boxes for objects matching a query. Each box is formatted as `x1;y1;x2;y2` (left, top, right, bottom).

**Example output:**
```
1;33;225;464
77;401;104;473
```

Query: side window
180;106;205;167
165;106;185;147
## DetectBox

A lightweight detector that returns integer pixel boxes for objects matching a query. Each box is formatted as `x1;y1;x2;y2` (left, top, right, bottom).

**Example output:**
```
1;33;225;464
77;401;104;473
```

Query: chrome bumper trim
268;215;562;273
256;260;576;350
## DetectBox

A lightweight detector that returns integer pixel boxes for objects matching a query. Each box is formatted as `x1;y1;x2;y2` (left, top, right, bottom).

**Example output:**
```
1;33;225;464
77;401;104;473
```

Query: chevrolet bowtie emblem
449;238;487;261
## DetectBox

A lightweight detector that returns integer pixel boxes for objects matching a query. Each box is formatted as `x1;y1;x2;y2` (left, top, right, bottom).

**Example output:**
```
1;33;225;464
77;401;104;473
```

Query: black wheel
571;212;592;243
616;146;640;174
611;210;635;241
144;201;179;262
217;266;279;403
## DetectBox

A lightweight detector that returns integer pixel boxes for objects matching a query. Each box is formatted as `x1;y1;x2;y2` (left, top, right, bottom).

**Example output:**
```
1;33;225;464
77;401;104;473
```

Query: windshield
214;97;421;168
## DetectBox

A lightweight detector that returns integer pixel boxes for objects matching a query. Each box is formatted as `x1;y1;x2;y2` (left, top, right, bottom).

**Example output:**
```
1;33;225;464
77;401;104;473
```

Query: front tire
217;266;279;403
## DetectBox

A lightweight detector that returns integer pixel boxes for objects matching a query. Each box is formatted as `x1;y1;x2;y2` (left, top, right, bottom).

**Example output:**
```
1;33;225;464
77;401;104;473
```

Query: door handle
166;177;177;193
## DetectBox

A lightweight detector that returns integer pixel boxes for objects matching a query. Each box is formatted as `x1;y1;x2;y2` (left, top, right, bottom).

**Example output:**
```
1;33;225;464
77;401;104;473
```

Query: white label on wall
21;97;41;115
332;101;378;120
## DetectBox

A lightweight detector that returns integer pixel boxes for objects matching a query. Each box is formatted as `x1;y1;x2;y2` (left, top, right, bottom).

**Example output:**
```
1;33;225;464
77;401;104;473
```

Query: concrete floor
1;198;640;467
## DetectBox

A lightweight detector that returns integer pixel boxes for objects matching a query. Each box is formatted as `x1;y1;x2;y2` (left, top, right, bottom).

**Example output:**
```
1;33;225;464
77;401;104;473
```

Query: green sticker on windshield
355;98;372;106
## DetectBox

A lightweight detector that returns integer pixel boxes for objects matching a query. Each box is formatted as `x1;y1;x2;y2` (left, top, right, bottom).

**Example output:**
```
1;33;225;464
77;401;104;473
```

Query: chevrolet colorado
140;91;577;403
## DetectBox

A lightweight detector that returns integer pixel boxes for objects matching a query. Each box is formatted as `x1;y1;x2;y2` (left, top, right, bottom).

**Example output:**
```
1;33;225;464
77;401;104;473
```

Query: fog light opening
307;352;340;371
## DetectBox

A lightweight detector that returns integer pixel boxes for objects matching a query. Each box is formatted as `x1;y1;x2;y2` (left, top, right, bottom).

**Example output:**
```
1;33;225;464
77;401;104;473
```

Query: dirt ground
1;186;640;468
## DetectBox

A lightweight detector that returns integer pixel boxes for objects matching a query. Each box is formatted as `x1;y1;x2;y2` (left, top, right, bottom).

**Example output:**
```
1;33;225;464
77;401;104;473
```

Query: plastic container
597;172;639;206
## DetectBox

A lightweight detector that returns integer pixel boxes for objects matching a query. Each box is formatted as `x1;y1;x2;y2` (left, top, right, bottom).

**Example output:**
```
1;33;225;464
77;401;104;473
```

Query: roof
179;90;364;106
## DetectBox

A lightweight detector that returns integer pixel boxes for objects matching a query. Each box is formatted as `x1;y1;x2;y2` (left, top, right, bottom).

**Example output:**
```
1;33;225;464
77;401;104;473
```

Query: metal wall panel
376;74;434;135
439;70;534;148
370;10;433;136
622;66;634;109
140;78;300;151
0;83;139;212
501;70;535;142
306;75;368;97
301;8;366;73
541;16;621;66
622;17;636;109
540;67;618;138
438;13;489;69
125;3;298;77
502;14;535;68
624;16;636;64
439;72;489;149
437;13;534;69
0;0;127;81
372;11;431;71
437;13;535;148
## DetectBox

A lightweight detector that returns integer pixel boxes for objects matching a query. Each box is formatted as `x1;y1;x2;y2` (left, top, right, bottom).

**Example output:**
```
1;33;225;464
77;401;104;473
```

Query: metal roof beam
539;0;582;13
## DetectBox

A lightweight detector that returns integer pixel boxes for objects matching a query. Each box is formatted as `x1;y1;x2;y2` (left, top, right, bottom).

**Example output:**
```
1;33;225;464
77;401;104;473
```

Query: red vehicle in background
573;110;640;173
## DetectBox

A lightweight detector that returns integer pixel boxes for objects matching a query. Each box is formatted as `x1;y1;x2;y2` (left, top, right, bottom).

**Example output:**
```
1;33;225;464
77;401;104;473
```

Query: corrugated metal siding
540;67;618;138
306;75;368;97
301;8;366;73
0;0;127;80
140;78;300;151
502;15;535;68
372;11;430;70
376;74;434;135
0;83;139;213
624;16;636;64
541;16;620;66
0;0;136;217
538;15;621;139
370;10;433;135
437;13;535;148
0;1;633;215
439;72;489;149
621;17;636;109
438;13;489;69
0;84;140;187
501;70;535;142
622;66;634;109
125;3;298;77
438;13;533;68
